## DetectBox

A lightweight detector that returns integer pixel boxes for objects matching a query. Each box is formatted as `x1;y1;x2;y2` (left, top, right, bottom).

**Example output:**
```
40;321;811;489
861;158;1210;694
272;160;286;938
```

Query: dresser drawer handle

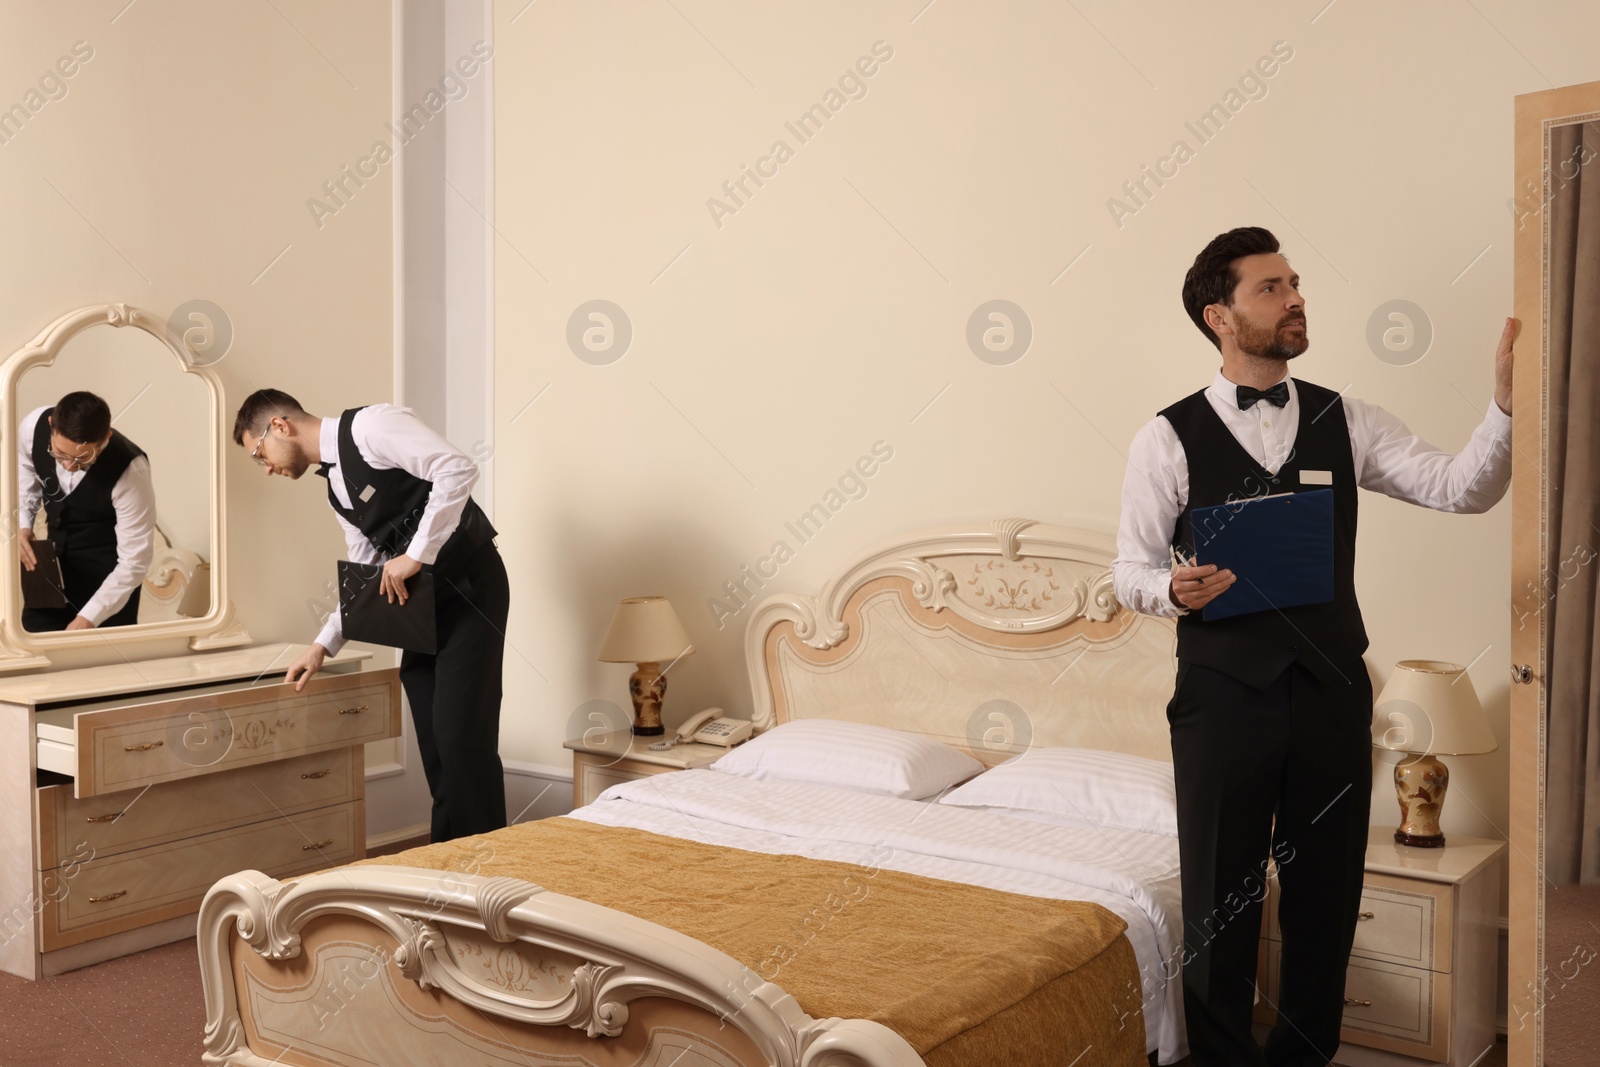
303;838;334;851
1344;997;1373;1007
301;769;333;780
122;740;164;752
88;890;127;904
1358;911;1375;920
85;811;124;823
338;704;368;716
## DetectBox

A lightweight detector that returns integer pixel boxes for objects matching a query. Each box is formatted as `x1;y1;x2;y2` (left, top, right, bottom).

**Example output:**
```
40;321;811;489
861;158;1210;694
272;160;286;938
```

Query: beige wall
0;2;393;653
491;0;1600;868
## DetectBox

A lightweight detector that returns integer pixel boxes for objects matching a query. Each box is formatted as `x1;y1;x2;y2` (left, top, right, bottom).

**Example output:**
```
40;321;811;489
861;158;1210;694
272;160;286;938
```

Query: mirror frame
0;302;249;670
1510;80;1600;1066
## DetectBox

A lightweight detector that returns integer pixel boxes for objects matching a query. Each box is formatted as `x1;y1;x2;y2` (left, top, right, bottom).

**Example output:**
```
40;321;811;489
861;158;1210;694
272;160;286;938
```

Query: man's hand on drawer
285;643;328;691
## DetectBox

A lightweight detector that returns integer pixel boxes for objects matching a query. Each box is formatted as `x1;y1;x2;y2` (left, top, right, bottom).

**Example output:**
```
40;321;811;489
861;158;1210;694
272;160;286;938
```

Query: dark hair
232;388;308;445
1182;226;1281;350
51;391;112;443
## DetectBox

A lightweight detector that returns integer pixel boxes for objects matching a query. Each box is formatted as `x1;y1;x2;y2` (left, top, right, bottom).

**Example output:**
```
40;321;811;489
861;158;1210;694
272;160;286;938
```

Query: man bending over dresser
18;391;155;631
1111;226;1514;1066
233;389;508;843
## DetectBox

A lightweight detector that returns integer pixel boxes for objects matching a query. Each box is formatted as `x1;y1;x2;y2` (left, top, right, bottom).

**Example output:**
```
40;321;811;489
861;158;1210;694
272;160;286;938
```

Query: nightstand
563;730;728;808
1255;826;1507;1065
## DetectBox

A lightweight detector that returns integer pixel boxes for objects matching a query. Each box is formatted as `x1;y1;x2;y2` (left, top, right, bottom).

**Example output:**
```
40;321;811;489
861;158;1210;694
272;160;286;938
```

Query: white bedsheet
566;768;1187;1063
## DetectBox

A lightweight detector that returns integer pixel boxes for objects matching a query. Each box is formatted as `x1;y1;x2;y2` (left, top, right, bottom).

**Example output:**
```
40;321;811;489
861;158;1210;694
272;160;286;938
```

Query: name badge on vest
1301;469;1333;485
360;484;377;502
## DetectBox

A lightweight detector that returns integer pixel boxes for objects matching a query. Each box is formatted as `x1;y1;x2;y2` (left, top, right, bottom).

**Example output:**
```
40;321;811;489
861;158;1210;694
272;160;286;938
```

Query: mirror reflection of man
232;389;509;844
17;391;156;631
1112;227;1513;1066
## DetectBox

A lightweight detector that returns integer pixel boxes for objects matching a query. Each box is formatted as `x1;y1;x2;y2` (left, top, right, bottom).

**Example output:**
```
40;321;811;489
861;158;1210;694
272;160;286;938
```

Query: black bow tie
1236;382;1290;410
314;461;335;479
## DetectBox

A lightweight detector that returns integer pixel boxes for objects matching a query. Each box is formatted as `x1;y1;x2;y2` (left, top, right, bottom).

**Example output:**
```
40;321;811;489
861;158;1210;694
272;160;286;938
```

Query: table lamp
597;596;694;736
1370;659;1497;848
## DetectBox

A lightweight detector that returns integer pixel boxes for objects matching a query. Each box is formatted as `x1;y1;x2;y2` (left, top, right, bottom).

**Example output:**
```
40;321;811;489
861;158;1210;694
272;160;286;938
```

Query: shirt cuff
406;536;440;566
313;618;345;658
79;603;108;627
1486;397;1513;433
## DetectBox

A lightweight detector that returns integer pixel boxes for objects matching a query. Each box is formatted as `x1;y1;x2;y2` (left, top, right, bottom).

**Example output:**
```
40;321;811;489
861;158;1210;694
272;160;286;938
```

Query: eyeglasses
48;441;103;469
250;423;274;467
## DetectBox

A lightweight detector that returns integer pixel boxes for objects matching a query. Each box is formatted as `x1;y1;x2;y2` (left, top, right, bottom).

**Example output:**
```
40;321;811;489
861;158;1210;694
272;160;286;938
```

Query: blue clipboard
1188;488;1335;621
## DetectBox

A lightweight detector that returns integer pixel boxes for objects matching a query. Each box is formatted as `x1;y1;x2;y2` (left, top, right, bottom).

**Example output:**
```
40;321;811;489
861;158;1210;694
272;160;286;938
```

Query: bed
198;518;1186;1065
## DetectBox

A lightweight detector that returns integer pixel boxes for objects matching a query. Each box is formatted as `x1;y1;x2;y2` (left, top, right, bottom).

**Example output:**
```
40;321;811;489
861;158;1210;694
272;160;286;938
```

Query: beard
1233;311;1309;361
277;443;316;478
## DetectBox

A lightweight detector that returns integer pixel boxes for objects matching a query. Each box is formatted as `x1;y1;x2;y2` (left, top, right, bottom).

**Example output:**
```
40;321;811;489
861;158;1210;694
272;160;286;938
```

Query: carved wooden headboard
744;519;1178;764
138;526;210;623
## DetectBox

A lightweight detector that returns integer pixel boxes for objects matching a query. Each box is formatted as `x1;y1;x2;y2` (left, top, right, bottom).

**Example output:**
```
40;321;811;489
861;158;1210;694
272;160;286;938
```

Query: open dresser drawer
34;667;400;798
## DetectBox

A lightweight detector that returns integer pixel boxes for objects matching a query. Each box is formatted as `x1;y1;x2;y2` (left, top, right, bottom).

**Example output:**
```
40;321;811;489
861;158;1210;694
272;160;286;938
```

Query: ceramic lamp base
628;661;667;736
1393;752;1449;849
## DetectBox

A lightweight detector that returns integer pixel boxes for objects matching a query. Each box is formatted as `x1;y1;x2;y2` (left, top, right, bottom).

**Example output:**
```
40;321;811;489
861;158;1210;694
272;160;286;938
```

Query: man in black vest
17;391;155;631
233;389;508;843
1112;227;1514;1065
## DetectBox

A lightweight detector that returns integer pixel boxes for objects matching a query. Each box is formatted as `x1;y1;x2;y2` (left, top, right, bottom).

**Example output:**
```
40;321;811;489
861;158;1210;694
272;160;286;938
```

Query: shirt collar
318;416;340;468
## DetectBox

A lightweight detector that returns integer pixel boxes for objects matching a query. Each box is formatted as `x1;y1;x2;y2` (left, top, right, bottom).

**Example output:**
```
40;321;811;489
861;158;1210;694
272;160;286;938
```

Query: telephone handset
648;707;753;750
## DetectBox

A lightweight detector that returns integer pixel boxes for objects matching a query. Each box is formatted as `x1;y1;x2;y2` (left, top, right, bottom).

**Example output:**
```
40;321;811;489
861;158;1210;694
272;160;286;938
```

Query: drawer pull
1357;910;1375;920
1344;997;1373;1007
88;890;127;904
85;811;124;823
301;769;333;780
122;740;165;752
338;704;369;716
303;838;334;851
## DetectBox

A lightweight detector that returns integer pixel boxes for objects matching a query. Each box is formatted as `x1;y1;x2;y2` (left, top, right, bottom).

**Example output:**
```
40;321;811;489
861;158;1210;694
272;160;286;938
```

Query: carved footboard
199;866;924;1067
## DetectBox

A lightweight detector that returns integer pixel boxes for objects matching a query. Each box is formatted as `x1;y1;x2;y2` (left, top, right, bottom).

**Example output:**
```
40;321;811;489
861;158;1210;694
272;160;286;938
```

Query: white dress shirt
1112;369;1513;619
313;404;481;655
17;405;157;625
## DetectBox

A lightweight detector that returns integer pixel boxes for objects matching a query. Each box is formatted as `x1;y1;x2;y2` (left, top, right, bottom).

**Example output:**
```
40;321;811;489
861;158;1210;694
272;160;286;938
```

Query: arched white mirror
0;303;248;670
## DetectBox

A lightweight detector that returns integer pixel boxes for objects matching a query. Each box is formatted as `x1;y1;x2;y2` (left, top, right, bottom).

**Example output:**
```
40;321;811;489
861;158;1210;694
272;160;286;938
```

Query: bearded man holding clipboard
1111;227;1515;1066
234;389;509;843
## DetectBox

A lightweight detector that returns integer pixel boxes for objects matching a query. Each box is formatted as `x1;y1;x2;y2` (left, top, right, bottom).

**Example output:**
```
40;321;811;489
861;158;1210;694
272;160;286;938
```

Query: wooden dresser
1255;826;1507;1065
0;643;401;979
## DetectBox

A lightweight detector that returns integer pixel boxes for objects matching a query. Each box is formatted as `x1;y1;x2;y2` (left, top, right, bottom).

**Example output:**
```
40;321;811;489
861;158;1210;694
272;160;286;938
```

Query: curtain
1545;119;1600;886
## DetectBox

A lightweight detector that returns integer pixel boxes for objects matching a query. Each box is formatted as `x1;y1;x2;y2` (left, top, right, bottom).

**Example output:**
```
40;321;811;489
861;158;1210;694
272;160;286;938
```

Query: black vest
317;407;496;577
1160;378;1367;690
32;409;145;560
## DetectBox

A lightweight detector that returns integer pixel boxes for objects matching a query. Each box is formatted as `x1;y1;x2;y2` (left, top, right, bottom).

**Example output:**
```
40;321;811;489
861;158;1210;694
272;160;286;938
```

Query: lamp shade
1370;659;1497;757
597;596;695;664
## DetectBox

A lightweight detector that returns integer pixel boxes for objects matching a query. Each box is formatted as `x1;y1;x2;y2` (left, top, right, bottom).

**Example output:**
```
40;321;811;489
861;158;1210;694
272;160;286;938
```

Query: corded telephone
648;707;753;750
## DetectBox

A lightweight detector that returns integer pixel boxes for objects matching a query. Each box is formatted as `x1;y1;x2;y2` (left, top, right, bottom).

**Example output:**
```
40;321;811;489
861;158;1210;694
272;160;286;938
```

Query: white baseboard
503;760;574;823
366;822;429;850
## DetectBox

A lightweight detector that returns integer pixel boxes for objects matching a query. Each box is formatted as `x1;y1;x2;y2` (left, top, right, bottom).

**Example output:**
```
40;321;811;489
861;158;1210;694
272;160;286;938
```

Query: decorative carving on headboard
750;521;1121;655
744;520;1176;755
990;517;1038;561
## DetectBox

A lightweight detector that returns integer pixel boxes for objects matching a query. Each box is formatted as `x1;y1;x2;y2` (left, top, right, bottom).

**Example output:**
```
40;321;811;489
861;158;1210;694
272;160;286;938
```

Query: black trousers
23;587;140;631
399;542;510;842
1168;659;1373;1067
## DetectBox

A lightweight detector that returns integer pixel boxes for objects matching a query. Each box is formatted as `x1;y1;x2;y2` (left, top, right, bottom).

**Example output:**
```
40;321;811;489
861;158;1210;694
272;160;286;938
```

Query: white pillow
709;719;983;800
937;747;1178;836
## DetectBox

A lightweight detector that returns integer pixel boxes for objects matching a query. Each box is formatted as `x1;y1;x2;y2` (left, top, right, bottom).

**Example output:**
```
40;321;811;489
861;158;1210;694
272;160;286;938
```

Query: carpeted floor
1541;881;1600;1065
